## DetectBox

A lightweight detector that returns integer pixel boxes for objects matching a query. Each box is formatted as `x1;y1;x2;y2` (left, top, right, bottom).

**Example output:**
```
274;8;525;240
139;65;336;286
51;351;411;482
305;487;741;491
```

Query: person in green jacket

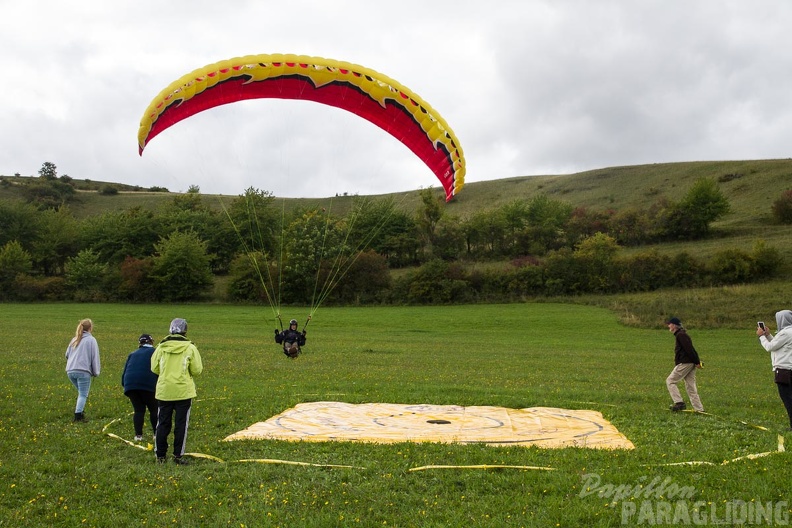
151;318;203;465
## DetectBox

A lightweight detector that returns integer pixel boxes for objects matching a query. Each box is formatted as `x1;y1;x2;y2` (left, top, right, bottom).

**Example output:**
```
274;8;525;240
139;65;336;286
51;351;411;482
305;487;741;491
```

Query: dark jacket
673;328;701;365
276;328;306;347
122;345;158;394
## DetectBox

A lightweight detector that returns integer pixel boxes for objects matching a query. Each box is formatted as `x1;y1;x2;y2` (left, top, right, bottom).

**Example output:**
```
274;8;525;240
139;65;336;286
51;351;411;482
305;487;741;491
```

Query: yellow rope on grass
237;458;365;469
409;464;555;472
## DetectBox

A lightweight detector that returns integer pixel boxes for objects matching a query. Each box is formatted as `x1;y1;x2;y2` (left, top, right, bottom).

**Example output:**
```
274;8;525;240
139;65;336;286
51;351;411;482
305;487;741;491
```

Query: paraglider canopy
138;53;465;201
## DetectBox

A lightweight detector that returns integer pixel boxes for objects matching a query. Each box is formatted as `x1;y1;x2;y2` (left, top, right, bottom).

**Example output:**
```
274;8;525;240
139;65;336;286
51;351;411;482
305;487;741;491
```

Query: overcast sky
2;1;790;198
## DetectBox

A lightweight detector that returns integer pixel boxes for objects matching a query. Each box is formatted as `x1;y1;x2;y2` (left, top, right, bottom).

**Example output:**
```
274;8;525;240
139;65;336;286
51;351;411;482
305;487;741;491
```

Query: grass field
1;302;789;527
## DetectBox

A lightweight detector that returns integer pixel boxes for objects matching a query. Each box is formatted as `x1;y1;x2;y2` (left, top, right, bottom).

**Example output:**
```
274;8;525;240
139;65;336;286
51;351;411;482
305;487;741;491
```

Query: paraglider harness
275;317;309;358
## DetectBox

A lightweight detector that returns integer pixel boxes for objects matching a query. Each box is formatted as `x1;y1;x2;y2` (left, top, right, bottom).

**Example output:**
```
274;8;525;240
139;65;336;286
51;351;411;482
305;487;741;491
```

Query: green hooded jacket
151;334;203;401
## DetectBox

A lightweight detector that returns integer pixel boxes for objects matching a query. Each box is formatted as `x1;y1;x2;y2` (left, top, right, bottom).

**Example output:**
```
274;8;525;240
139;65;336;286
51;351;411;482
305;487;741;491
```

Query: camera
758;321;765;331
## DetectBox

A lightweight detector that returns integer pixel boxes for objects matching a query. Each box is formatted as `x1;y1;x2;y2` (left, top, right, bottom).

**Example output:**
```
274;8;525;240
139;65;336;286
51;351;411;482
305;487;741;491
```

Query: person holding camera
757;310;792;430
665;317;704;413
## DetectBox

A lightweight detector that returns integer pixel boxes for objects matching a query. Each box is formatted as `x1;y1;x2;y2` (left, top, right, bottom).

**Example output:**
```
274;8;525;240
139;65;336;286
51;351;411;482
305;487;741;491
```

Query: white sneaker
134;435;144;441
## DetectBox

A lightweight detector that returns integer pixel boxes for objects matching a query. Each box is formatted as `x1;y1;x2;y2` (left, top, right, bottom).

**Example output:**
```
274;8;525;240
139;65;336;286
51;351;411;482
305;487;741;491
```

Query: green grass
549;279;792;330
1;303;789;526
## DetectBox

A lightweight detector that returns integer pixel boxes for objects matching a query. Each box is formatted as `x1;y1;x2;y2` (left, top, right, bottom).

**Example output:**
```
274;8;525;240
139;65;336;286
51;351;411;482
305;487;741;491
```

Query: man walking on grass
665;317;705;413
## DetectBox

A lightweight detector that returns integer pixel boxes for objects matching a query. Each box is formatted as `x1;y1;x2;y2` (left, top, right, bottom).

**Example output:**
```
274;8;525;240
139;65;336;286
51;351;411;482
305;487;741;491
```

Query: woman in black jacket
121;334;159;441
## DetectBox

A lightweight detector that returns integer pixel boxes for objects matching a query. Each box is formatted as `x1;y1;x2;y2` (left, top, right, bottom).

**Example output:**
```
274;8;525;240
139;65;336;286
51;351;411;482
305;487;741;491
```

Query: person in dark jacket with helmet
275;319;307;358
122;334;159;441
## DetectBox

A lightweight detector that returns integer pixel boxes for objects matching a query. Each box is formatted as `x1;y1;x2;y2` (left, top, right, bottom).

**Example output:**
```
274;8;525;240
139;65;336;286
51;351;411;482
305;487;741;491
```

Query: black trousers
155;399;192;458
125;390;158;436
776;382;792;429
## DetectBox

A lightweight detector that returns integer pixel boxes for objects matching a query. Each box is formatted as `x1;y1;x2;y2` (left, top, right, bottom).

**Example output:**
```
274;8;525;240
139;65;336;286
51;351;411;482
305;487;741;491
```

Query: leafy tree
500;199;530;254
661;178;730;240
187;184;201;194
79;211;126;262
331;197;421;267
573;233;620;292
543;234;620;295
332;250;391;304
80;208;162;265
169;192;206;212
415;188;445;258
433;216;465;261
39;161;57;180
608;208;656;245
224;187;278;257
461;209;507;257
345;198;401;252
64;249;109;301
31;206;80;275
120;207;165;259
518;194;574;255
160;196;230;271
117;256;158;302
149;231;214;302
226;251;271;302
565;206;612;246
281;209;344;304
0;240;33;287
0;201;41;249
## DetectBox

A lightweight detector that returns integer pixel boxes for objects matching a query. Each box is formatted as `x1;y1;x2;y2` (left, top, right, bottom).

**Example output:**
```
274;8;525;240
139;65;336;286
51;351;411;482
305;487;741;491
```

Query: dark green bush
405;260;474;304
708;248;754;284
771;189;792;224
12;275;67;301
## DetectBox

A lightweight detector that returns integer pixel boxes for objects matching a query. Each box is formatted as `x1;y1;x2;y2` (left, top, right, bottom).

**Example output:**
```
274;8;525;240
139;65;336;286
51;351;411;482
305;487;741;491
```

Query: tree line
0;164;787;304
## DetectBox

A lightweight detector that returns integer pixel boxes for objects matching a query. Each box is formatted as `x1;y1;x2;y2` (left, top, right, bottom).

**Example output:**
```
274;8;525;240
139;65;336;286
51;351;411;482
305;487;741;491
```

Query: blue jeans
67;371;92;413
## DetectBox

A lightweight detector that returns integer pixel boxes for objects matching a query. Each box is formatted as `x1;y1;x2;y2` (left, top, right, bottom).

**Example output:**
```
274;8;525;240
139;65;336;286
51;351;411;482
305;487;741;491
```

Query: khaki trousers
666;363;704;412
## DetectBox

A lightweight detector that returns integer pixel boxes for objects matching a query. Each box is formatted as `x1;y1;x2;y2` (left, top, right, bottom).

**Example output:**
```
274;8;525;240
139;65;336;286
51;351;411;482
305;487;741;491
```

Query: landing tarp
224;401;634;450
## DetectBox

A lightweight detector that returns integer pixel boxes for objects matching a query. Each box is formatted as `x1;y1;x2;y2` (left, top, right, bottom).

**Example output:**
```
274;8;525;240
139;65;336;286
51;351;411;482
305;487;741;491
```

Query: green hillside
4;158;791;222
5;158;791;260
